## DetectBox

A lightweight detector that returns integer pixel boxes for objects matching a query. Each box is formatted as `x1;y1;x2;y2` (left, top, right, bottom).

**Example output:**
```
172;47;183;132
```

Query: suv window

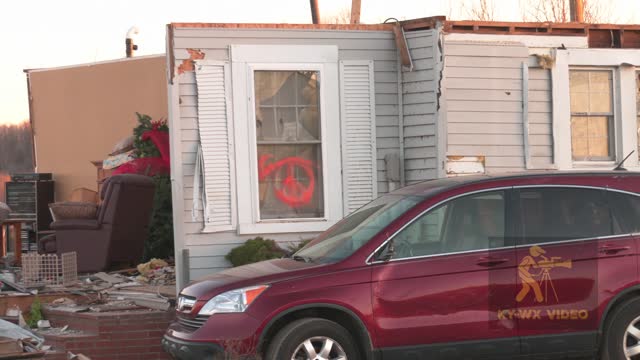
296;194;423;263
606;190;640;234
384;190;506;260
518;187;621;245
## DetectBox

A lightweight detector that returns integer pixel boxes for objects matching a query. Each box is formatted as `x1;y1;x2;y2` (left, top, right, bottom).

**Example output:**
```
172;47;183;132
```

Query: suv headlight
198;285;269;315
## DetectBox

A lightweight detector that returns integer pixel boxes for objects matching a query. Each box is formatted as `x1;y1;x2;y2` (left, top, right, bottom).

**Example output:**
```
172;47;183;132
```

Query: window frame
569;68;616;162
367;187;515;265
551;49;640;170
231;45;343;235
249;64;328;222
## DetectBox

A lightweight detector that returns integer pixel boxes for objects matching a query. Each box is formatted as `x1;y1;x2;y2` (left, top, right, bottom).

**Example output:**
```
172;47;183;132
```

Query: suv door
370;189;520;359
514;186;637;358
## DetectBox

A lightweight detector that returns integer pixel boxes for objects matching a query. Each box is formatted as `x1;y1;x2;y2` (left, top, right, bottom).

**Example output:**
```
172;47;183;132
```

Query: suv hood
180;258;324;299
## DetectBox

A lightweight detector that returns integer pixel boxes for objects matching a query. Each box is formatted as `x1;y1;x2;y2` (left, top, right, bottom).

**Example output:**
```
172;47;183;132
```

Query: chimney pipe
126;26;139;58
310;0;320;24
570;0;585;23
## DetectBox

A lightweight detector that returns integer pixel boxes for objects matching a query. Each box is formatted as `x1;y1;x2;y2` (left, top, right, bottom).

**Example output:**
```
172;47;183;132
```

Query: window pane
255;71;320;142
607;191;640;234
570;70;614;161
590;93;612;113
570;71;589;93
569;70;613;114
571;117;589;159
255;70;323;220
589;71;612;93
518;188;613;244
587;116;610;157
274;107;297;140
570;92;589;113
298;195;423;264
571;116;612;161
390;191;505;259
298;107;320;140
258;144;324;219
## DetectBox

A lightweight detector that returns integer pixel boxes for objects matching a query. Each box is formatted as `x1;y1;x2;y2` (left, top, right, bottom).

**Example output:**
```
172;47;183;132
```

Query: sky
1;0;639;125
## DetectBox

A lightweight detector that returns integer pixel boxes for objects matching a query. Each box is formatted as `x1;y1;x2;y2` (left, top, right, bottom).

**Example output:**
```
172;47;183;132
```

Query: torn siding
443;40;530;173
402;30;440;184
171;27;399;278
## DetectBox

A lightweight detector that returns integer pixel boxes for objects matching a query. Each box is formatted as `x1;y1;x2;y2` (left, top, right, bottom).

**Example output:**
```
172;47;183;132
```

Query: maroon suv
163;172;640;359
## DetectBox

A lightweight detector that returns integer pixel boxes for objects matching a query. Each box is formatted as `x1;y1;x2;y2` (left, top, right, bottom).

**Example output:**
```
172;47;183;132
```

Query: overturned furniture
38;174;156;273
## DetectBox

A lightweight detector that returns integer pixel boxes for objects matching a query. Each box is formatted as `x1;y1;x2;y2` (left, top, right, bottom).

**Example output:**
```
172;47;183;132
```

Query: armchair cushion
49;202;98;221
51;219;100;230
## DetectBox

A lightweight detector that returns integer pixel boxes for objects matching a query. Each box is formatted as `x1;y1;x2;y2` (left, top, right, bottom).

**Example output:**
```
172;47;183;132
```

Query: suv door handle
476;257;509;267
599;245;631;255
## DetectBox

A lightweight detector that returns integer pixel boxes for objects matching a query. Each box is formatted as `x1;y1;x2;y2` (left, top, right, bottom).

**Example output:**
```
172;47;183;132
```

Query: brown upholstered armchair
38;174;156;273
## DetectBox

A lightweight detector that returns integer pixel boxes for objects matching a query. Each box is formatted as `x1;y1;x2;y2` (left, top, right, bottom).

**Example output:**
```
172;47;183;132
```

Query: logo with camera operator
516;245;572;304
497;245;590;322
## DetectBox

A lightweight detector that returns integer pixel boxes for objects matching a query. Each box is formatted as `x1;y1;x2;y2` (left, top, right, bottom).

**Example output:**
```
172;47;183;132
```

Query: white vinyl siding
194;62;236;231
403;30;440;183
340;60;377;215
443;41;531;173
169;27;442;280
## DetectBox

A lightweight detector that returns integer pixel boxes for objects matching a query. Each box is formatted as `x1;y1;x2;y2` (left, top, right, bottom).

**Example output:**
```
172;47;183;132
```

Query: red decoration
258;154;316;208
113;129;170;176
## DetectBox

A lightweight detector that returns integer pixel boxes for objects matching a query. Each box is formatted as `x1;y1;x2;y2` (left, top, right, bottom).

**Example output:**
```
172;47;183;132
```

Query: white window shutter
340;60;378;215
195;62;236;231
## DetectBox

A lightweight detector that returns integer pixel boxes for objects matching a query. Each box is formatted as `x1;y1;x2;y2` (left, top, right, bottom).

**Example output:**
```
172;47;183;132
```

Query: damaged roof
170;15;640;49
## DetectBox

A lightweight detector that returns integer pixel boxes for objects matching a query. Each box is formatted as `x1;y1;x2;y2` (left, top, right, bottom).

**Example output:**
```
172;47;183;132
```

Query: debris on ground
0;319;46;358
0;258;175;358
91;272;126;285
0;320;44;347
135;259;175;286
67;352;91;360
35;327;82;337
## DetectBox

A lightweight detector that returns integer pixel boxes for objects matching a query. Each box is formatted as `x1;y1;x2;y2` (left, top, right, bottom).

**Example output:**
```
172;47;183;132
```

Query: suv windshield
294;194;423;264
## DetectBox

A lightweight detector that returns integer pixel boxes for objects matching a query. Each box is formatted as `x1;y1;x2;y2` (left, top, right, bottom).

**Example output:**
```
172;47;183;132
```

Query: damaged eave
440;19;640;49
168;22;394;31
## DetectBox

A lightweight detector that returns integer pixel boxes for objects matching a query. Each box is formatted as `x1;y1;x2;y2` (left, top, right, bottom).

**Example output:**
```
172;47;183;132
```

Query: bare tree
0;121;34;173
521;0;613;23
321;7;352;24
462;0;496;21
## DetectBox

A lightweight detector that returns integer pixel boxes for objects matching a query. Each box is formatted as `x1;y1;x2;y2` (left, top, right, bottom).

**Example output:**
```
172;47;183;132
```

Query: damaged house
166;17;640;288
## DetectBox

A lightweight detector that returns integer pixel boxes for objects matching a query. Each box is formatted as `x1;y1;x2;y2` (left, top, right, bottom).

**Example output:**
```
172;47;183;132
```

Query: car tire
266;317;361;360
602;297;640;360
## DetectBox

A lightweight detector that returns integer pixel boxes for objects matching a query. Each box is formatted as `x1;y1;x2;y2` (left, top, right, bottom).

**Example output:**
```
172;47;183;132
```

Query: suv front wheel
603;297;640;360
266;318;360;360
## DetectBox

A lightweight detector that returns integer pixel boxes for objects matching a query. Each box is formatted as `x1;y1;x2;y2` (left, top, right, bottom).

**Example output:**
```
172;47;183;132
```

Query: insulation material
446;156;486;176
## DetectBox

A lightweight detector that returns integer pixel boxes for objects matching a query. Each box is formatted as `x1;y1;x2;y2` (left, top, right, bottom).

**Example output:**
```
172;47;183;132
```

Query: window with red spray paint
254;70;324;219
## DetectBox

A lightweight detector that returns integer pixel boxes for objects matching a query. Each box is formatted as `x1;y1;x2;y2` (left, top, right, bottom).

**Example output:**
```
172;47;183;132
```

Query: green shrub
286;239;313;255
27;296;42;328
143;174;174;261
226;237;287;267
130;113;174;262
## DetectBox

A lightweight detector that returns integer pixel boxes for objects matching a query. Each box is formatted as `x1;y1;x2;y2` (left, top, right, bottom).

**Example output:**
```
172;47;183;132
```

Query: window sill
570;161;616;170
237;220;337;235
